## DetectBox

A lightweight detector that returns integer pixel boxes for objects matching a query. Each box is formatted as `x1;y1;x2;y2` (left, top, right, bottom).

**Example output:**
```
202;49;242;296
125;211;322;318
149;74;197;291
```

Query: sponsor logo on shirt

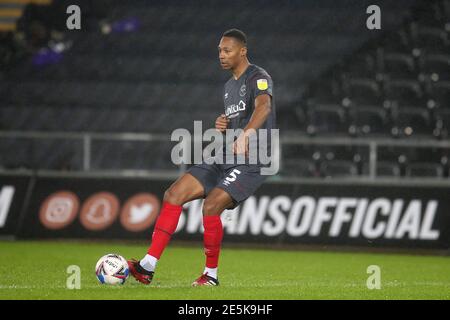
225;100;246;117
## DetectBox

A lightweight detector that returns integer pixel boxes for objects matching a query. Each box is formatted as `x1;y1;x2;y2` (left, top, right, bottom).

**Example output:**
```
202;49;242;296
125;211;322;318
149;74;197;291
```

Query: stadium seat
320;160;358;178
410;1;447;28
419;54;450;81
305;80;342;106
377;144;408;157
411;25;449;53
343;78;382;106
434;109;450;138
405;162;444;177
382;52;417;80
0;138;33;169
0;136;82;170
445;0;450;20
282;144;319;163
91;140;177;171
427;81;450;108
362;161;401;177
31;139;83;170
392;107;435;137
384;79;425;107
376;145;449;176
291;107;308;133
307;104;348;136
281;158;318;178
342;53;377;78
377;27;412;54
348;105;390;136
313;145;366;164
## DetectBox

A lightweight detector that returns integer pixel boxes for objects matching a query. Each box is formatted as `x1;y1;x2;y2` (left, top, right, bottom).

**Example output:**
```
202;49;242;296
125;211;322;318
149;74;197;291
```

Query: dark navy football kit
187;64;277;209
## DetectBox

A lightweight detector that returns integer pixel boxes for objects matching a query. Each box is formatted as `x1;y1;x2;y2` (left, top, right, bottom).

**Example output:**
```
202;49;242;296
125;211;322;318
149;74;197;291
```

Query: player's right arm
215;114;230;132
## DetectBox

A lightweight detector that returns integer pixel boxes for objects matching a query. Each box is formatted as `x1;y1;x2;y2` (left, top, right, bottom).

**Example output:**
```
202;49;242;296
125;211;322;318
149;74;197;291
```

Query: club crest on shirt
239;84;246;97
257;79;268;90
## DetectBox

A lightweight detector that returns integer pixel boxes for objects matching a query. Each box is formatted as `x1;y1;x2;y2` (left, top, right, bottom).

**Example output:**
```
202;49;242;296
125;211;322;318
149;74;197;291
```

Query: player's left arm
234;73;273;155
233;77;272;154
233;94;272;155
243;93;272;133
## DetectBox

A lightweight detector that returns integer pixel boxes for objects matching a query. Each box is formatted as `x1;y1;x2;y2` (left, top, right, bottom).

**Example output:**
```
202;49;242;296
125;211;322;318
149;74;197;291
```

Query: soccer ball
95;253;129;285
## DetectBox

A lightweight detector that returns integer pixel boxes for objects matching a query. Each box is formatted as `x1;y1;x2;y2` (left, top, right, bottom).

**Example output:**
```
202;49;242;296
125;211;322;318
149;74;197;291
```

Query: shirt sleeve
248;72;273;99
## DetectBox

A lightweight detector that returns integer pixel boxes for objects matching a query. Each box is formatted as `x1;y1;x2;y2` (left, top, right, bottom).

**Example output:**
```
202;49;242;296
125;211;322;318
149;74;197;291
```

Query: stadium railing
2;130;450;186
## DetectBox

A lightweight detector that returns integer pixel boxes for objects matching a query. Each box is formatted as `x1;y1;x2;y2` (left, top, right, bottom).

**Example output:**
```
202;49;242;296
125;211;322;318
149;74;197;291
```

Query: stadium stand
0;0;449;177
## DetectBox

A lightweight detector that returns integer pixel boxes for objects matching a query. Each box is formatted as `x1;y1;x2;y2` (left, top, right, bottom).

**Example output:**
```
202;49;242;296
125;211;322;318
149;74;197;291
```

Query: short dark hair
223;28;247;46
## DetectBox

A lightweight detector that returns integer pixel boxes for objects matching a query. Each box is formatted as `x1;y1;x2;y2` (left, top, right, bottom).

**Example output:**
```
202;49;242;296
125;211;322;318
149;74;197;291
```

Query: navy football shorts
186;162;268;210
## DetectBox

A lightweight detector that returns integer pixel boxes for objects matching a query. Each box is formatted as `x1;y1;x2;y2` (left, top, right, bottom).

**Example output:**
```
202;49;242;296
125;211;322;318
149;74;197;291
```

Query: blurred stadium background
0;0;449;177
0;0;450;300
1;0;450;241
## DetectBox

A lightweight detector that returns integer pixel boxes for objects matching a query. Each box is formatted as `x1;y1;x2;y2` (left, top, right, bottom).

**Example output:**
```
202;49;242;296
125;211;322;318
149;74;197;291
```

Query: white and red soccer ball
95;253;129;285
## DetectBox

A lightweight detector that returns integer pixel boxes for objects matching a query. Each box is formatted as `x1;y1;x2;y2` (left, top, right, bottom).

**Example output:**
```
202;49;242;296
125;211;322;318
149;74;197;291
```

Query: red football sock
147;201;183;259
203;215;224;269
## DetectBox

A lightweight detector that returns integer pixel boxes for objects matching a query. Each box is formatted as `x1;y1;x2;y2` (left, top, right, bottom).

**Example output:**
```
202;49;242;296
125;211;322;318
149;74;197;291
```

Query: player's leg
192;165;268;286
192;187;234;286
162;172;207;205
144;172;205;259
129;172;205;284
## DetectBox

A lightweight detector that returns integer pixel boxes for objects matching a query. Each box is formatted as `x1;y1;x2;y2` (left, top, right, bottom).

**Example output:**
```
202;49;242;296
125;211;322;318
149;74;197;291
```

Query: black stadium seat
419;54;450;81
405;162;444;177
343;78;382;106
348;106;390;136
378;27;412;54
384;79;425;107
382;52;417;80
362;161;401;177
342;53;377;78
281;158;318;178
278;108;307;133
305;81;342;105
411;25;449;53
434;109;450;138
410;1;447;28
320;160;358;178
392;107;434;137
427;81;450;108
307;104;347;135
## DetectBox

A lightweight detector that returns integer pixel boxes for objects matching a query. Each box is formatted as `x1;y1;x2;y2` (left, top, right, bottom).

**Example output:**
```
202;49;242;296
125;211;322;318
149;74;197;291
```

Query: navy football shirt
222;64;276;165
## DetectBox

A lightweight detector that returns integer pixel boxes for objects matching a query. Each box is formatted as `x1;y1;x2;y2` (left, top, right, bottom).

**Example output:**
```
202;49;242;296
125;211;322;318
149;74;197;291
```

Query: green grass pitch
0;240;449;300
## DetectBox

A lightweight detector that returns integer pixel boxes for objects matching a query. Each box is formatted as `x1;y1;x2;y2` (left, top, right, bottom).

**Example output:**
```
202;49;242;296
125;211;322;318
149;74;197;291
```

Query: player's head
218;28;248;70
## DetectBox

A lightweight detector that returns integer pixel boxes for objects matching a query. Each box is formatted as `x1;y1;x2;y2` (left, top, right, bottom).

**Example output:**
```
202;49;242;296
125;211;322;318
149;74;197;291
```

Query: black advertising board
11;174;449;249
0;175;32;236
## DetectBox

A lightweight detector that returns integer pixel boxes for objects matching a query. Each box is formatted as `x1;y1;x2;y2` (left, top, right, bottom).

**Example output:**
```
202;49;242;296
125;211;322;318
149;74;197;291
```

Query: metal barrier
1;130;450;184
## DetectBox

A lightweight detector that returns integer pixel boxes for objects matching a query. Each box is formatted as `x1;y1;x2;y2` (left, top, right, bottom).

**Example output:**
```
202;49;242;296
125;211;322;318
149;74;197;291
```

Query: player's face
218;37;246;70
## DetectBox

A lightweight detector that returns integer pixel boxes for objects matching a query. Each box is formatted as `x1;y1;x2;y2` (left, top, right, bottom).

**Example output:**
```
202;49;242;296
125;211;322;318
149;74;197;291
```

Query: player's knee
202;197;224;216
163;188;185;206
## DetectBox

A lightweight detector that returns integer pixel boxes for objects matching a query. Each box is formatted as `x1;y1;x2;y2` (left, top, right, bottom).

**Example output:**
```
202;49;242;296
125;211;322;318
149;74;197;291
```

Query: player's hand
233;133;249;156
215;114;230;133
